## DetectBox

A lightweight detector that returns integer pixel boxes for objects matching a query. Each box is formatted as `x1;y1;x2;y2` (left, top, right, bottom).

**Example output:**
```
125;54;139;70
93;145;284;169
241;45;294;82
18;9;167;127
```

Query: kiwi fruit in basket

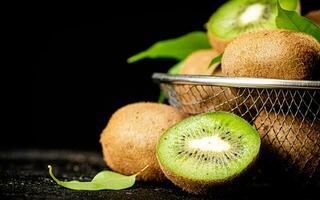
156;112;261;194
100;102;187;181
207;0;300;52
254;110;320;178
221;29;320;112
176;49;241;115
222;29;320;80
305;10;320;25
179;49;220;75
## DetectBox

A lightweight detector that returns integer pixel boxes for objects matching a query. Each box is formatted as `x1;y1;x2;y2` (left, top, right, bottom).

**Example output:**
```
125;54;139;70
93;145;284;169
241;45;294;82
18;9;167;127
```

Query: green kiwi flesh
156;112;261;194
207;0;299;51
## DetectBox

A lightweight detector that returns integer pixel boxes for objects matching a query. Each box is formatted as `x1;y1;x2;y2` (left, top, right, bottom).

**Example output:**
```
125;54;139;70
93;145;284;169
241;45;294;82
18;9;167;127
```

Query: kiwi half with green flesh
100;102;187;181
176;50;240;114
207;0;300;52
305;10;320;25
157;112;261;194
254;111;320;178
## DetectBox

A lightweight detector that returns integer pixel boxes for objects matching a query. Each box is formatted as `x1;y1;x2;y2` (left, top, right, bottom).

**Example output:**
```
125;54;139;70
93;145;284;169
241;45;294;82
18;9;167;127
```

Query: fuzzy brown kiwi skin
305;10;320;25
221;29;320;116
177;49;240;115
207;31;229;53
158;154;259;194
179;49;221;75
254;111;320;178
100;102;187;182
222;29;320;80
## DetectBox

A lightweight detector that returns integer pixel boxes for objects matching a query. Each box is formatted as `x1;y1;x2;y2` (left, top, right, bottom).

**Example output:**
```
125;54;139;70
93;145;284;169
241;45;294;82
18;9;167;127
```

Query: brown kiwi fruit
222;29;320;80
176;49;240;115
254;110;320;177
305;10;320;25
100;102;187;181
207;31;229;53
221;29;320;114
179;49;221;75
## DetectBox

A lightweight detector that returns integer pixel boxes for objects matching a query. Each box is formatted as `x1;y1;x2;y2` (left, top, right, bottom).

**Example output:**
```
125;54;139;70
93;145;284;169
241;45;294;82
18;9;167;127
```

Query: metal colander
153;73;320;180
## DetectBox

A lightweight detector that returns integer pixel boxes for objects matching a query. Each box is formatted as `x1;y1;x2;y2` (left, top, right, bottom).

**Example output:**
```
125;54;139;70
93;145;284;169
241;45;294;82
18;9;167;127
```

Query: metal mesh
155;75;320;180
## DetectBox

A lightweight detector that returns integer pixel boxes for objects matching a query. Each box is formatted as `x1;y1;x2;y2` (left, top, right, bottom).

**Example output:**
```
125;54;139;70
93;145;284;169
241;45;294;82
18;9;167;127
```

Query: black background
24;0;318;151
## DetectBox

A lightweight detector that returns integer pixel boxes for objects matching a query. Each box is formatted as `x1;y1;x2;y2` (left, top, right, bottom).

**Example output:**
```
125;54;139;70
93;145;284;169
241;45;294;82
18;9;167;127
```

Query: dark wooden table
0;149;319;200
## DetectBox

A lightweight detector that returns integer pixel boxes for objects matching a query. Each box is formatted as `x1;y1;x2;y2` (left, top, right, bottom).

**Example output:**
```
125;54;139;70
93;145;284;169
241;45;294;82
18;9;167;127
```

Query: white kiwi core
239;3;266;26
188;136;230;152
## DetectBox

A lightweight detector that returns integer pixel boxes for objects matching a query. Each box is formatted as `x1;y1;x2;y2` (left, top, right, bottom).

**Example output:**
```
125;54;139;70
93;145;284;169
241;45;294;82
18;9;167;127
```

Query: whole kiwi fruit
222;29;320;80
221;29;320;117
176;49;240;114
207;0;301;52
254;110;320;178
179;49;221;75
100;102;186;181
157;112;261;194
305;10;320;25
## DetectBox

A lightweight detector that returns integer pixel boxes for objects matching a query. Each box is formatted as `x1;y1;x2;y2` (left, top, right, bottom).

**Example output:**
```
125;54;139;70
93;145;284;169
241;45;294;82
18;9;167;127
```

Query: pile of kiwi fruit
101;103;261;194
100;0;320;195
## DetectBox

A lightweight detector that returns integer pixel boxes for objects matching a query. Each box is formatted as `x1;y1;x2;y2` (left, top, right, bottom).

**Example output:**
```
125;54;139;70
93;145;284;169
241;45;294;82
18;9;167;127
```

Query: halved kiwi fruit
207;0;300;52
100;102;187;181
157;112;261;194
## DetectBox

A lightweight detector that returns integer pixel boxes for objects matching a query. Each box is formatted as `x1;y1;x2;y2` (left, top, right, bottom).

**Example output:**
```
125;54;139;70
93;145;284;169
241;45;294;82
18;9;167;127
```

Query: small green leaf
276;1;320;41
48;165;138;191
208;53;223;69
127;32;211;63
158;92;166;103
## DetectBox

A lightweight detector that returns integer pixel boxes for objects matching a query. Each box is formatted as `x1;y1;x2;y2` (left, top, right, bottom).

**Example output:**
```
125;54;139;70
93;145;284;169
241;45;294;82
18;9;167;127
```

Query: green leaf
276;1;320;41
208;53;223;69
158;92;166;103
127;31;211;63
48;165;139;191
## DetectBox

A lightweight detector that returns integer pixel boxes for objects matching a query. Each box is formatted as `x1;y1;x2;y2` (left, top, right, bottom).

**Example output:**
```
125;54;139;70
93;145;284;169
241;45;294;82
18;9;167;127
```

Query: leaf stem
136;165;149;176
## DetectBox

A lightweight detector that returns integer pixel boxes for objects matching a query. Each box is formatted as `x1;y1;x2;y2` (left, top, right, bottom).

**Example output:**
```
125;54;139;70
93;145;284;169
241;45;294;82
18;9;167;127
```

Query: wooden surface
0;149;319;200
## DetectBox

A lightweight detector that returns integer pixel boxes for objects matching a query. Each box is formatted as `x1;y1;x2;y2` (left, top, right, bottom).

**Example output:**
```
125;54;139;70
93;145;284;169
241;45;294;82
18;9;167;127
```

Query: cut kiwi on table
156;112;261;194
207;0;300;52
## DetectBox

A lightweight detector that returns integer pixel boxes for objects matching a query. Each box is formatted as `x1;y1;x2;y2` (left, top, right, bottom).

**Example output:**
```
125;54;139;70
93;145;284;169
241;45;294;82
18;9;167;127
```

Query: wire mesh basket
153;73;320;180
